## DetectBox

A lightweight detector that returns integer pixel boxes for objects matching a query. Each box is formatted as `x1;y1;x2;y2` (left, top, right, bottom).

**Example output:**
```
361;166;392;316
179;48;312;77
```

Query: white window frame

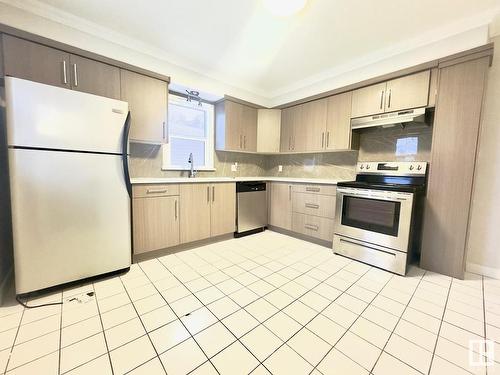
162;94;215;171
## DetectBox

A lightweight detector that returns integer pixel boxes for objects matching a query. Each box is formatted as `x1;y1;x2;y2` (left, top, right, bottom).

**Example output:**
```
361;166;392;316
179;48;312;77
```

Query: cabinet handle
305;224;319;231
305;187;320;192
146;189;167;194
174;199;178;220
73;64;78;87
293;137;295;150
212;186;215;202
239;135;243;149
289;136;292;151
305;203;320;209
243;135;246;149
162;121;165;140
326;132;330;148
321;132;325;148
207;186;210;202
380;91;384;109
387;89;392;108
62;60;68;84
289;185;291;201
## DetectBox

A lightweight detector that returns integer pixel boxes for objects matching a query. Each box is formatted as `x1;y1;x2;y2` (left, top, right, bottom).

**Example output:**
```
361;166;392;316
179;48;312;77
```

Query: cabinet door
120;69;168;144
180;184;211;243
326;92;352;150
223;101;243;150
242;105;258;151
69;55;120;99
269;183;292;230
420;58;489;279
280;107;294;152
385;70;430;112
132;196;179;254
351;82;386;118
211;183;236;236
3;35;70;89
302;99;327;151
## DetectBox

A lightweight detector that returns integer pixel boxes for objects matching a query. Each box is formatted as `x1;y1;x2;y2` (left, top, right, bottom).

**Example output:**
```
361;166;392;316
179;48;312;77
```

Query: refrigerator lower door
9;148;131;294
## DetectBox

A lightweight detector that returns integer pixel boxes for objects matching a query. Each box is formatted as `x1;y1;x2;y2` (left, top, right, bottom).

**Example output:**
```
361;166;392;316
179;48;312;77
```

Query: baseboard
0;267;13;306
466;261;500;279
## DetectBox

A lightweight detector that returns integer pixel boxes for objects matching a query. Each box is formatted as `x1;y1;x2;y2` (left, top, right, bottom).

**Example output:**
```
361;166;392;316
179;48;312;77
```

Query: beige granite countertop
130;176;347;185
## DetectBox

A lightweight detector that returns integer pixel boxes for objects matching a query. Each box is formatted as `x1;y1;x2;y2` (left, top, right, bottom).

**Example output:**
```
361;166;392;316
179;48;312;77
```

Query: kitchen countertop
130;176;348;185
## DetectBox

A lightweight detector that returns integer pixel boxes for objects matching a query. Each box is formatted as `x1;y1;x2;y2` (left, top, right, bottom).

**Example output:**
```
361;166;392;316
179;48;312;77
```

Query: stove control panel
357;161;427;176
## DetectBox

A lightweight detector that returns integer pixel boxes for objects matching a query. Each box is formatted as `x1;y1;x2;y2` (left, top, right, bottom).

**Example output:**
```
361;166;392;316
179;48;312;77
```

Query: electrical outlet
231;163;238;172
278;165;283;172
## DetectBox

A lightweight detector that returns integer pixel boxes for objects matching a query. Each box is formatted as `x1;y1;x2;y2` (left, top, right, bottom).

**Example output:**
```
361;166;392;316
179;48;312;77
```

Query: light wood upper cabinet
326;92;352;150
269;182;292;230
180;183;212;243
257;109;281;153
351;82;386;118
351;71;431;118
280;106;296;152
210;183;236;237
302;99;328;152
385;70;430;112
215;100;258;152
132;195;179;254
69;55;120;99
3;35;71;89
120;69;168;144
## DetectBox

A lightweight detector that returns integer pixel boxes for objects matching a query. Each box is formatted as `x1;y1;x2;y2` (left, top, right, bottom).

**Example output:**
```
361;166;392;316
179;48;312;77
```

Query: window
162;94;214;170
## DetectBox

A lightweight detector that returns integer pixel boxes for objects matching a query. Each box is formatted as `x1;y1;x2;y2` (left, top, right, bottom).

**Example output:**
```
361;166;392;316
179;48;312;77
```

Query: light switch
278;165;283;172
231;163;238;172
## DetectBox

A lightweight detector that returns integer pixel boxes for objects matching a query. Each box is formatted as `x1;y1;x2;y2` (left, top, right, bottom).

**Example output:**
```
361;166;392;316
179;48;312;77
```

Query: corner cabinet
351;70;431;118
269;183;293;230
120;69;168;144
215;100;258;152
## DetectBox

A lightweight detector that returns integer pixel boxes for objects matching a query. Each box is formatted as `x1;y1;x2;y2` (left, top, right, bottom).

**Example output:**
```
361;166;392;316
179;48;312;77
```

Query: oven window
341;196;401;236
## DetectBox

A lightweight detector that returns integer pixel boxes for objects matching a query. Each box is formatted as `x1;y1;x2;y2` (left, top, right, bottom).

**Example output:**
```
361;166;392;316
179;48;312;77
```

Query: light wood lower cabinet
180;184;212;243
292;213;334;242
292;193;336;219
269;182;292;230
180;183;236;243
210;183;236;237
133;195;179;254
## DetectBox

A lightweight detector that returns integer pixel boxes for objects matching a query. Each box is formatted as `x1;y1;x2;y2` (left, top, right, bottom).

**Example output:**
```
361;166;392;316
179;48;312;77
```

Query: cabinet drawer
292;184;336;196
292;213;334;242
292;192;336;219
133;184;180;198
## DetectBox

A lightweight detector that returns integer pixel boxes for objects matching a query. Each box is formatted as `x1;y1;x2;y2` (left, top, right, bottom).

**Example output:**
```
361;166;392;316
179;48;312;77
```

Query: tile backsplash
129;123;433;180
357;122;433;162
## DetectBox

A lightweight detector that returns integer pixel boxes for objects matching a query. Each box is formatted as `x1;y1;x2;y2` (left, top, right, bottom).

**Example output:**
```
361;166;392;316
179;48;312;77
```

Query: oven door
334;187;414;252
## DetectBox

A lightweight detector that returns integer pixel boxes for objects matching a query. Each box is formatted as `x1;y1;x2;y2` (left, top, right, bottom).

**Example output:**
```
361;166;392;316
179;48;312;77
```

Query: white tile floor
1;230;500;374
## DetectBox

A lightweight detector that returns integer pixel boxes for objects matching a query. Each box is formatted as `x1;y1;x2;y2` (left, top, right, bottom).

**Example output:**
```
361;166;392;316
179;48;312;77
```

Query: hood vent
351;107;427;130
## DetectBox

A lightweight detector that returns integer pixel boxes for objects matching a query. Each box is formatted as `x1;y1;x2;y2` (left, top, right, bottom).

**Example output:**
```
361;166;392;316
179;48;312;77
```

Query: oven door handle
337;191;410;202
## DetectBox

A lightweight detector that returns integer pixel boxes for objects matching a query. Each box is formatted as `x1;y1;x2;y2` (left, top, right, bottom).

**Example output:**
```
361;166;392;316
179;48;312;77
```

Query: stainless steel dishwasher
235;181;267;237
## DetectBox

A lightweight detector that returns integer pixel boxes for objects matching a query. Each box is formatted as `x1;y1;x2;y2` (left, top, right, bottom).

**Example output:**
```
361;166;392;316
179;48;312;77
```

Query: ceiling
25;0;500;101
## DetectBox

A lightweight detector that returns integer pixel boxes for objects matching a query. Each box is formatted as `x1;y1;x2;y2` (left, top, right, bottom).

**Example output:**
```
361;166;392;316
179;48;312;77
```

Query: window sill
161;167;216;171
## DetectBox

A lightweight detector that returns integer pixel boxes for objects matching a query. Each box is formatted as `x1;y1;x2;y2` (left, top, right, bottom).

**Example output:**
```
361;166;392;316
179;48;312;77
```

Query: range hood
351;107;427;130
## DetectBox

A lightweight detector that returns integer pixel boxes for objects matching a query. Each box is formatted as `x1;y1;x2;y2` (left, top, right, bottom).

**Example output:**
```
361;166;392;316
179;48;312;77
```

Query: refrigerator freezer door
9;148;131;294
6;77;128;154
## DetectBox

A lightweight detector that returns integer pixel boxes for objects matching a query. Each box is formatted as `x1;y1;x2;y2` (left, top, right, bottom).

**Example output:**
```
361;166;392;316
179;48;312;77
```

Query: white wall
466;32;500;278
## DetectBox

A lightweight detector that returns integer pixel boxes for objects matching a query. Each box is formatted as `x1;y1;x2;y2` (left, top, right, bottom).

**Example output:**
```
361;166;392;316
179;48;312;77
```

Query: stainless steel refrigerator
6;77;132;294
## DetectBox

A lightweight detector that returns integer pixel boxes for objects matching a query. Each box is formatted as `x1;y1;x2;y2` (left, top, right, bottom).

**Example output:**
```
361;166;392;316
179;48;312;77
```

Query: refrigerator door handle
122;111;132;198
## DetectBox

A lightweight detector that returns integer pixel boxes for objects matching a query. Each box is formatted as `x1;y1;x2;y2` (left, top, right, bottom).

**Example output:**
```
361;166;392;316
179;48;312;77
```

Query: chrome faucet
188;152;197;178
